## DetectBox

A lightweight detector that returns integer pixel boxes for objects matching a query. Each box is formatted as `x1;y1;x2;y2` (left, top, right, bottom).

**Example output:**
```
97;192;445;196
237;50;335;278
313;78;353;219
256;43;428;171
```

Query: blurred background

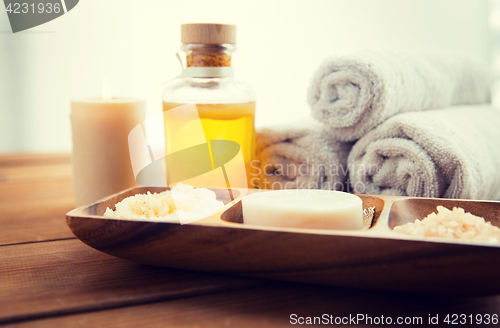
0;0;492;153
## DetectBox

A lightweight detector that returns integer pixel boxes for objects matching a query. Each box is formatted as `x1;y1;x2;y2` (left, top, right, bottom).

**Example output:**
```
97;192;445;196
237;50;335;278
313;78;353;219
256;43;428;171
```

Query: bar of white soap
242;190;363;230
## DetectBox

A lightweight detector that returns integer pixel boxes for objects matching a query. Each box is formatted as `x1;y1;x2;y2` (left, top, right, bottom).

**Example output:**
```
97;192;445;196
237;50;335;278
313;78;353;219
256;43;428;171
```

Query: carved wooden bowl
66;187;500;296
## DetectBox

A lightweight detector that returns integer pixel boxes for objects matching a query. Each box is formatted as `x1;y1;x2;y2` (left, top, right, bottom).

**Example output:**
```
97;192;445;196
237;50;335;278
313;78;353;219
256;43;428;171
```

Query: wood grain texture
0;196;76;245
3;154;500;327
67;187;500;296
0;153;70;166
7;283;500;328
0;180;74;202
0;153;71;183
0;239;264;325
0;153;75;245
0;163;72;183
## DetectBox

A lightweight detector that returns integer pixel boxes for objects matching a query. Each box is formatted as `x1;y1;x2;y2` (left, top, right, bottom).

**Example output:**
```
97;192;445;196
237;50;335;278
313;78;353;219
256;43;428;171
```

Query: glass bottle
162;24;256;188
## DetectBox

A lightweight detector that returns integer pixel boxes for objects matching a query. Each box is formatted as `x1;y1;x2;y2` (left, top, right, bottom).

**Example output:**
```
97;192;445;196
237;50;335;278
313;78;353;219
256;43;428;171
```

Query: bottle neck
181;43;235;67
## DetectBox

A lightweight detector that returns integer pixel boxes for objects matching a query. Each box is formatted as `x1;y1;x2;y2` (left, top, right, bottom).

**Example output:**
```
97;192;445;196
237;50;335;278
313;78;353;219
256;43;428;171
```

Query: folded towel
348;105;500;200
254;118;354;190
307;50;490;141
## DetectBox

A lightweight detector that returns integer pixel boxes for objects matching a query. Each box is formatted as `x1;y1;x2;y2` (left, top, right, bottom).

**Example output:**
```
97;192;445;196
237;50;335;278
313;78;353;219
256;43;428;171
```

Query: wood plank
6;282;500;328
0;239;264;325
0;154;76;245
0;153;70;167
0;179;74;203
0;153;71;191
0;163;72;184
0;153;71;185
0;196;76;245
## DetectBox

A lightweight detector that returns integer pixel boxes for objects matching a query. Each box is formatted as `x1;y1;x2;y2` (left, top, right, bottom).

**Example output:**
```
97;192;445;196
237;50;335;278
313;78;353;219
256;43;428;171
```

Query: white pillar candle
242;190;363;230
71;98;145;207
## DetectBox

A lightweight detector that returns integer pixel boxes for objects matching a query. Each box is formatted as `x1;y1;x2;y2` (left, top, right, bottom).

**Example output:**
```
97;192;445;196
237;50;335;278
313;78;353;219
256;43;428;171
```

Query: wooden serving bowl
66;187;500;296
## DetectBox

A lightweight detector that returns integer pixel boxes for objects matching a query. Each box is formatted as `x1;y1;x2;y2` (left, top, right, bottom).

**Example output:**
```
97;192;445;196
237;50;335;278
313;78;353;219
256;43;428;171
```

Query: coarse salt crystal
393;206;500;244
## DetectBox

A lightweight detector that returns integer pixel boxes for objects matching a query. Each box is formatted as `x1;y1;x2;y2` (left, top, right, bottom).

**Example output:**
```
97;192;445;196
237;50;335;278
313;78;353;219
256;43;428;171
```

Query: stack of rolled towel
254;50;500;200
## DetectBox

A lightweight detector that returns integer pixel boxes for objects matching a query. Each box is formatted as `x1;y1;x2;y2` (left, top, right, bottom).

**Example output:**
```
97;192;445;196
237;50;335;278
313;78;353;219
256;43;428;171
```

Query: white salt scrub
394;206;500;244
103;183;224;222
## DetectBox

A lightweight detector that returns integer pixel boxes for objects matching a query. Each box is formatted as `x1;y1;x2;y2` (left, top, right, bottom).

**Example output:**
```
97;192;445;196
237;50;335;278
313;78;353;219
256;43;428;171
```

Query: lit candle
70;80;145;207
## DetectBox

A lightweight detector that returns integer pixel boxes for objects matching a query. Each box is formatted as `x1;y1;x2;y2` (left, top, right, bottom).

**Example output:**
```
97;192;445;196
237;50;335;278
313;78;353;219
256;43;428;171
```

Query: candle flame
102;78;112;100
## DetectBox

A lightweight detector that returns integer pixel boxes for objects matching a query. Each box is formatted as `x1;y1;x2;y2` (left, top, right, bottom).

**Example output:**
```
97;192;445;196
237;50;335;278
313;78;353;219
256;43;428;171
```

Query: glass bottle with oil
162;24;256;189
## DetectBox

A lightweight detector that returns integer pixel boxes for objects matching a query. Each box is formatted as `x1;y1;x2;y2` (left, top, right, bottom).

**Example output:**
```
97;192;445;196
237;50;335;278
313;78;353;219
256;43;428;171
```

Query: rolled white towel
308;50;490;141
253;118;353;191
348;105;500;200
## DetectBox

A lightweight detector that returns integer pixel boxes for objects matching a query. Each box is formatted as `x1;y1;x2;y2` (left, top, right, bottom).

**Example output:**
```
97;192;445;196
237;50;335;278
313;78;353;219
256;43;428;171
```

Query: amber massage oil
162;24;256;188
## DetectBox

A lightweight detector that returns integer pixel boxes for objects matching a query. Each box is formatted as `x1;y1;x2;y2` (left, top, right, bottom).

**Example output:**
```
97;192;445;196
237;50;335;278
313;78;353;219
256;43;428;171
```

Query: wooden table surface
1;154;499;327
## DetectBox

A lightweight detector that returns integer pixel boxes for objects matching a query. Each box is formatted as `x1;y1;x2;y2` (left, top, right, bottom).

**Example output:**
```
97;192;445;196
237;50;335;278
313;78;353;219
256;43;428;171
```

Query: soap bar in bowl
242;190;363;230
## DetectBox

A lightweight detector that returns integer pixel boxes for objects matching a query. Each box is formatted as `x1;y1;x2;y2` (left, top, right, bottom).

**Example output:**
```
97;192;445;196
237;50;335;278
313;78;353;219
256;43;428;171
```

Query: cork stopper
181;24;236;45
181;24;236;67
